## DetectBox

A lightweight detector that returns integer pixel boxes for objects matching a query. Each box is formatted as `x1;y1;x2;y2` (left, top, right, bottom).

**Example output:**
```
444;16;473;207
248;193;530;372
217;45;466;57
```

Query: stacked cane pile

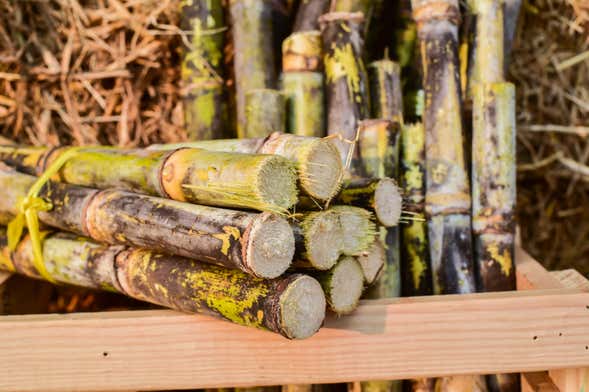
0;132;403;340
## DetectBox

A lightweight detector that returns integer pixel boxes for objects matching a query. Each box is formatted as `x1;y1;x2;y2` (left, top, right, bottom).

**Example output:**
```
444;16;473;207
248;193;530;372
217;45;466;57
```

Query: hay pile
511;0;589;275
0;0;588;276
0;0;185;146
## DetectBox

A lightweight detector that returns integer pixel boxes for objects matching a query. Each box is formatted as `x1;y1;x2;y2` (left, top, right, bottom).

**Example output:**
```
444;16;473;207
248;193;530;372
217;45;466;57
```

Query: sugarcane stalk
292;0;330;32
472;83;516;294
413;0;476;295
0;168;295;278
331;0;372;16
353;119;401;300
472;82;518;392
293;206;377;270
319;12;369;163
305;256;364;314
244;89;287;138
282;31;323;72
0;146;299;213
0;230;325;339
400;123;432;296
149;133;343;201
356;237;385;284
181;0;227;140
283;386;312;392
503;0;521;69
230;0;277;135
466;0;504;97
329;178;402;227
282;31;325;137
368;60;403;123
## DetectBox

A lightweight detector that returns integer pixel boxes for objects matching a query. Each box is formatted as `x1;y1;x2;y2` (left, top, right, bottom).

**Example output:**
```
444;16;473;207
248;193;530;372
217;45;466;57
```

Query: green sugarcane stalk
292;0;330;32
472;83;516;311
181;0;227;140
0;146;299;213
354;119;401;299
0;230;325;339
319;11;370;164
149;133;344;202
245;89;287;138
0;168;295;279
368;59;404;124
413;0;476;295
400;123;432;297
281;31;325;138
466;0;504;97
230;0;277;136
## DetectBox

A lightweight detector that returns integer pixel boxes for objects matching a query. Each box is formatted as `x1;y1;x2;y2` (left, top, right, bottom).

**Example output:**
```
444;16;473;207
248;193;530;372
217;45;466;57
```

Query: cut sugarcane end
328;256;364;315
356;239;385;284
279;275;326;339
256;155;299;211
303;210;342;270
245;212;295;279
374;178;403;227
299;139;343;201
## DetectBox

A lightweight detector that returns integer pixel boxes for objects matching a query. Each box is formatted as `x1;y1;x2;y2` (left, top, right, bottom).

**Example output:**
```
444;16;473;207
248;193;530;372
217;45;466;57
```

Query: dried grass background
0;0;588;275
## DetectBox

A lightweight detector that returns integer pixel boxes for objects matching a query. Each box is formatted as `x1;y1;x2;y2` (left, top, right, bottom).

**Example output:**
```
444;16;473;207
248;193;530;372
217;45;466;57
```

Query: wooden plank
521;372;559;392
515;247;563;290
0;287;587;392
548;270;589;392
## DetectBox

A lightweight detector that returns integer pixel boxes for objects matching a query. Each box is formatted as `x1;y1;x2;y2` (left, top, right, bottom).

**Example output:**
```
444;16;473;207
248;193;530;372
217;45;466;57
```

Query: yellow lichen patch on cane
405;221;428;290
487;243;513;277
212;225;241;255
324;43;362;96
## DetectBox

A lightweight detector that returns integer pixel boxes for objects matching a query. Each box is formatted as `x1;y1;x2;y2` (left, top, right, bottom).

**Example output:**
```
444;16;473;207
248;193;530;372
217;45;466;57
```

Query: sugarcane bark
0;169;295;277
181;0;226;140
503;0;521;68
413;0;476;295
401;123;432;296
320;12;369;163
368;60;404;123
282;31;323;72
293;0;330;32
10;146;298;212
0;230;324;339
467;0;504;96
472;83;516;292
230;0;277;136
331;0;372;15
282;72;325;137
116;249;323;338
244;89;286;138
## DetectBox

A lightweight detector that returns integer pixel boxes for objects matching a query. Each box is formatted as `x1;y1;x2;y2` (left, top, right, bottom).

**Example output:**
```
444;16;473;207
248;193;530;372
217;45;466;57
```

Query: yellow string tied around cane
7;147;84;283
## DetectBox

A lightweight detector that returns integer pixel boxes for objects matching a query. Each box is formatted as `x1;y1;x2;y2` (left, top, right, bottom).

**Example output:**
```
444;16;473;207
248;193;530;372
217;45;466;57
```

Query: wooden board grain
0;291;588;390
0;247;586;392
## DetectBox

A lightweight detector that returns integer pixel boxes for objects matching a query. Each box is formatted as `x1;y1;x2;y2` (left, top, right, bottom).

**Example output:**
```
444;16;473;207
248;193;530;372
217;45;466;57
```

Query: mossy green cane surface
0;169;295;278
319;12;370;164
0;146;298;213
282;72;325;137
0;230;325;339
230;0;277;136
466;0;504;97
413;0;476;295
472;85;517;298
180;0;227;140
244;89;286;138
150;133;343;201
368;60;404;124
400;123;432;296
